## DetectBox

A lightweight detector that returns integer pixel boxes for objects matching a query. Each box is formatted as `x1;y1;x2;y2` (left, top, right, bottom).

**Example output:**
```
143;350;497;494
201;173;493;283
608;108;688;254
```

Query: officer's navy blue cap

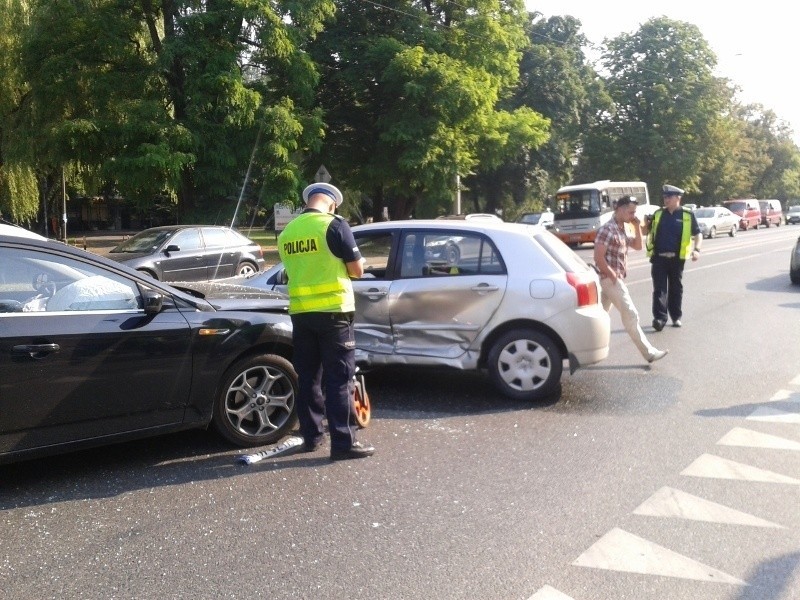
302;182;344;207
662;184;684;196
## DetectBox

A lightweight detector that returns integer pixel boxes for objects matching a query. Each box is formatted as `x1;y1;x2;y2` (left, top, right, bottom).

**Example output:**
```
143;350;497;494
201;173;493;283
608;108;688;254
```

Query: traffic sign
315;165;331;183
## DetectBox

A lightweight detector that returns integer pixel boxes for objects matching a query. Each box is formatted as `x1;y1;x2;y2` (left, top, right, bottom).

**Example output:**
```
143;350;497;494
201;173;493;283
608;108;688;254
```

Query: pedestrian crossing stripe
633;486;782;528
681;454;800;484
768;388;800;402
572;528;746;585
746;406;800;424
527;585;575;600
717;427;800;451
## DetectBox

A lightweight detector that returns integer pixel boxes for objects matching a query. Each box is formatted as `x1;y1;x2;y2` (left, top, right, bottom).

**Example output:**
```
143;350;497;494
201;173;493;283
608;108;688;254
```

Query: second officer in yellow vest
278;183;374;460
644;184;702;331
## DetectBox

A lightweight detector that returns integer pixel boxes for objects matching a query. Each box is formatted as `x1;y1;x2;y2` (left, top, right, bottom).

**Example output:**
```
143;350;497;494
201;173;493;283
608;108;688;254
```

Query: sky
525;0;800;144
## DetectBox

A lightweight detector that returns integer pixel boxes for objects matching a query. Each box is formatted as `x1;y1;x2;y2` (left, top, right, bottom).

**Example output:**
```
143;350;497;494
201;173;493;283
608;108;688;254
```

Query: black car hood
171;281;289;313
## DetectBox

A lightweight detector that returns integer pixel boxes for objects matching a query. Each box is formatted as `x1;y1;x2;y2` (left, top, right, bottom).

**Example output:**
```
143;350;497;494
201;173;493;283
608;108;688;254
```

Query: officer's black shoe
652;319;665;332
302;437;324;452
330;441;375;461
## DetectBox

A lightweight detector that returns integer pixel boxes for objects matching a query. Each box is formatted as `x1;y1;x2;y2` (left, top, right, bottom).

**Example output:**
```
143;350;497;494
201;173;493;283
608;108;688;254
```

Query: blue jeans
290;312;356;451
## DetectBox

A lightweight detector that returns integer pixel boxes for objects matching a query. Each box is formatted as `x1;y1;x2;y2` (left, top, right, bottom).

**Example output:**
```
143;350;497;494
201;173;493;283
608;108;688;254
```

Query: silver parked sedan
694;206;739;239
184;220;611;402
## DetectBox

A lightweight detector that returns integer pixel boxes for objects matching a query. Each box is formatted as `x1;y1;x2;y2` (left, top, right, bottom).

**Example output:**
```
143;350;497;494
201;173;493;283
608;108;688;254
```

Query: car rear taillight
566;272;599;307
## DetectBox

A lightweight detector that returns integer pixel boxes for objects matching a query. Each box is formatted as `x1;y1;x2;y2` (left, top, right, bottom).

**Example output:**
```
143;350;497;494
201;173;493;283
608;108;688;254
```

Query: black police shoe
330;441;375;461
652;319;665;332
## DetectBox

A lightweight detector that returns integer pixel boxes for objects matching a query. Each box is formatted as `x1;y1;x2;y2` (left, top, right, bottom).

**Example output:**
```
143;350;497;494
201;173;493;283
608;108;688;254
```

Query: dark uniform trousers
290;311;356;451
651;255;685;322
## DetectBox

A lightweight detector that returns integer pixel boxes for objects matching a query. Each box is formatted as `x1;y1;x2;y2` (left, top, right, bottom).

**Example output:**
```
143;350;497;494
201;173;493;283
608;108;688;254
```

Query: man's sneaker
672;320;682;328
647;349;669;363
330;441;375;461
652;319;665;332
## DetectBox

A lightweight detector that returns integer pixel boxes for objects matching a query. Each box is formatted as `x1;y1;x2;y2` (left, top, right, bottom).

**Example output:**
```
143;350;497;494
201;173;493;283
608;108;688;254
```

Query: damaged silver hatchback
190;220;611;402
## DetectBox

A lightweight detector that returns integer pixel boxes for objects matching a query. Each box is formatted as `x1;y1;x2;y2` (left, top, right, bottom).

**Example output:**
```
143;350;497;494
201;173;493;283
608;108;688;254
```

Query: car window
201;227;230;248
171;228;203;251
533;230;589;274
112;229;173;253
400;231;506;277
0;247;141;313
355;232;393;280
695;208;714;218
225;228;252;245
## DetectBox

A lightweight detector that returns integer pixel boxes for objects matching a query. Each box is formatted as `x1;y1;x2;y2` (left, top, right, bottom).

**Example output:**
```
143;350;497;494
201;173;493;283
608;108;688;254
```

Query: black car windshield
112;230;174;253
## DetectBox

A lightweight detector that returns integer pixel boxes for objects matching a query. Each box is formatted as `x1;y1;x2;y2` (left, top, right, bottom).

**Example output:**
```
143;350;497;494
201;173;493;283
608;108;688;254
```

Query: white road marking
747;406;800;424
572;528;746;585
717;427;800;451
681;454;800;484
633;486;782;528
768;389;800;402
527;585;576;600
790;375;800;386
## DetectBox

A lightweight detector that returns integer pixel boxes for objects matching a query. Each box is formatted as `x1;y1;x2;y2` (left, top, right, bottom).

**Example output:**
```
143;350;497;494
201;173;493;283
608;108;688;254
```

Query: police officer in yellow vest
644;184;702;331
278;183;374;460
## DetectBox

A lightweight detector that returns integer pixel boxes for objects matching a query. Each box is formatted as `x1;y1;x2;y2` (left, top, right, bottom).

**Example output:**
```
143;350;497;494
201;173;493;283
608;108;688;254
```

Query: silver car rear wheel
487;329;562;401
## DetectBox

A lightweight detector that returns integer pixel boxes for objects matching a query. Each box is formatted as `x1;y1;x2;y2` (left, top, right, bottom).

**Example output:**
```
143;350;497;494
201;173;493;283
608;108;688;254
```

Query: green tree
502;13;608;205
307;0;548;220
0;0;40;222
577;17;730;195
17;0;333;222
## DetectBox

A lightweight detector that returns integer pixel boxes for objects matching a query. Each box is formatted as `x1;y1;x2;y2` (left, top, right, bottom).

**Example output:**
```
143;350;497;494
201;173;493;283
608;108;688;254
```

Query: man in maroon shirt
594;196;668;363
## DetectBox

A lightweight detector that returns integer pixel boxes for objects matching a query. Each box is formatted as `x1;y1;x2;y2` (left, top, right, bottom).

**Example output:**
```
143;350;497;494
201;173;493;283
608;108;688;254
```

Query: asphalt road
2;224;800;600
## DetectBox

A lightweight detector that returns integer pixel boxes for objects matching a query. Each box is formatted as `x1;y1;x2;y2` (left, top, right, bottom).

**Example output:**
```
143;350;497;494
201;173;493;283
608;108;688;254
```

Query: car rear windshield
532;231;590;274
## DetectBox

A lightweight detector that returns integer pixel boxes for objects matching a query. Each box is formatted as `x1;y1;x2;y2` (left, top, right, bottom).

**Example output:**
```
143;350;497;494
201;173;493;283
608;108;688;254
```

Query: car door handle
361;288;388;299
471;284;499;292
12;343;61;358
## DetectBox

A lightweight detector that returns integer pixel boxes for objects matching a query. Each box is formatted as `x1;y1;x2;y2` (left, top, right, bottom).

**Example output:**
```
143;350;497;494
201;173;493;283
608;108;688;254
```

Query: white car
187;220;610;401
0;223;47;240
694;206;739;239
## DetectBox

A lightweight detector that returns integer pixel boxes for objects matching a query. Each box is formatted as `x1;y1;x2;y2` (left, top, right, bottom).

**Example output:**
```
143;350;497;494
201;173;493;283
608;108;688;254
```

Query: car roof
352;219;540;235
0;223;47;240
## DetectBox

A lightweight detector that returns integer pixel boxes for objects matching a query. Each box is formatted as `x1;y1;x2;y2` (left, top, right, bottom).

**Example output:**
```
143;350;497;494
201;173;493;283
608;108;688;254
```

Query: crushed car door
387;230;507;358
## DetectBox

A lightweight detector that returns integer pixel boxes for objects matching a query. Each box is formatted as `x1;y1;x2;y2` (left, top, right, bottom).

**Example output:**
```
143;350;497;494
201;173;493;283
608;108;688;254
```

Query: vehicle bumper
549;304;610;372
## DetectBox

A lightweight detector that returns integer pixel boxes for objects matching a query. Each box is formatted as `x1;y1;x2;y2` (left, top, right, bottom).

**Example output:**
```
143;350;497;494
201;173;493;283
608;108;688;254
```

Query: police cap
662;184;684;197
302;182;344;207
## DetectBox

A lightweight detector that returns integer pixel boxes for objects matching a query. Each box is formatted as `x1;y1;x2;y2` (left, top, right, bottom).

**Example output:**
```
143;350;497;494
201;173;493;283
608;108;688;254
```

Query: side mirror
142;288;164;315
164;244;180;253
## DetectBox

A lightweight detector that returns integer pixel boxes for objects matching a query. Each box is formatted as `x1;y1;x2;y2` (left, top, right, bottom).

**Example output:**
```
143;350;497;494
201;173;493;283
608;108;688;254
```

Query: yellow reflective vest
646;209;693;259
278;212;355;314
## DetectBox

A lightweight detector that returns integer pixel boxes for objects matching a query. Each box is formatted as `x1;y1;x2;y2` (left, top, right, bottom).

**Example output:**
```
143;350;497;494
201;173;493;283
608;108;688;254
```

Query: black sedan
0;233;296;465
107;225;265;282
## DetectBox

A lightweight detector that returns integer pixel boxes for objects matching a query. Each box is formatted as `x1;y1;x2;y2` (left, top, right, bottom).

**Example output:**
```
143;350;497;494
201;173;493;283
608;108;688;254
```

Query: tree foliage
4;5;800;227
577;17;730;195
306;0;549;220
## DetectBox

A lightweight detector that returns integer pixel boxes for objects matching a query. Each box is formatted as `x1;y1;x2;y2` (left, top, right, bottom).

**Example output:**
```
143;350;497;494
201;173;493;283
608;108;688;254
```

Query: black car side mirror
164;244;180;253
142;288;164;315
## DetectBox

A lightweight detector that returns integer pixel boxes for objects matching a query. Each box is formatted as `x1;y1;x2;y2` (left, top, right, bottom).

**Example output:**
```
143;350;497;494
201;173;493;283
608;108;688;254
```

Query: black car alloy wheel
213;354;298;446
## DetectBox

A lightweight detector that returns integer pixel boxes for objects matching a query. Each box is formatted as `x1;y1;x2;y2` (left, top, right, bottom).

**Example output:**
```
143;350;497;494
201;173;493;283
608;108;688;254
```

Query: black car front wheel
213;354;298;447
487;329;562;401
